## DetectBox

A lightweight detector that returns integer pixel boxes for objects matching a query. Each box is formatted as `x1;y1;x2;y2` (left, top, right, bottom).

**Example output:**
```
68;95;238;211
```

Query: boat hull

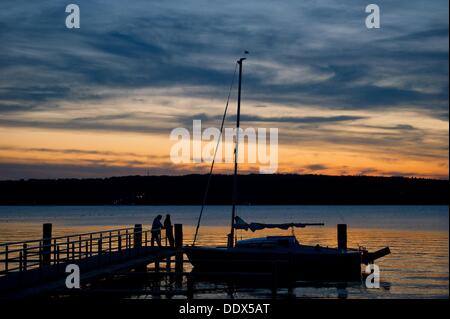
184;246;363;281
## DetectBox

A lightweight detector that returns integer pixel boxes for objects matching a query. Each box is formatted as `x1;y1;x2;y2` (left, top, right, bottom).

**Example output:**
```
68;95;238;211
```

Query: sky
0;0;448;180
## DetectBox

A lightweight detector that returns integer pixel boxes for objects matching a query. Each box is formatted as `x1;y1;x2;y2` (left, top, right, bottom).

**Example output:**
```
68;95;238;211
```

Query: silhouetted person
151;214;163;247
164;214;175;248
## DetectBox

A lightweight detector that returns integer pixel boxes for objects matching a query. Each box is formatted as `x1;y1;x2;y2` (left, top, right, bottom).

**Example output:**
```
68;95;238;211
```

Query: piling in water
337;224;347;250
42;223;52;266
174;224;183;249
134;224;142;248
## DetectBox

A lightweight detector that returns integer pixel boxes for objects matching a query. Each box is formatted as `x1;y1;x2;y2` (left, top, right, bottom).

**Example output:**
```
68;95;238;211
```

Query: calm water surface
0;205;448;299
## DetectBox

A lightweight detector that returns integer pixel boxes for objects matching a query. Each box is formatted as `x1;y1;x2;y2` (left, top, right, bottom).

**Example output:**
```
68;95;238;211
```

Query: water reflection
0;220;448;298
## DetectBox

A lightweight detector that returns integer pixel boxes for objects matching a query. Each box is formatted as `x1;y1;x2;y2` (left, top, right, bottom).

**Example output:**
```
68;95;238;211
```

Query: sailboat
184;55;390;280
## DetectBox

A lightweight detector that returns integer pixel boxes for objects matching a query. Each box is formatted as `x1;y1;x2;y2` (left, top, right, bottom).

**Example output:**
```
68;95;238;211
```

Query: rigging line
192;62;238;246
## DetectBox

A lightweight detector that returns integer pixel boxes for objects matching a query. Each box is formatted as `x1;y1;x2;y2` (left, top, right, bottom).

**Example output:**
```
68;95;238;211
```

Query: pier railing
0;224;169;277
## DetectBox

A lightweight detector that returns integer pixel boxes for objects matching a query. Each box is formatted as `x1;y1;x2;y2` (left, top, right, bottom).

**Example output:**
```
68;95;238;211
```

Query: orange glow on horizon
0;123;448;179
0;95;448;180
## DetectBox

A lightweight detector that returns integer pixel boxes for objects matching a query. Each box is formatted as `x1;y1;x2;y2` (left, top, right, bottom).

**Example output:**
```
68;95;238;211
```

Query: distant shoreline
0;174;448;205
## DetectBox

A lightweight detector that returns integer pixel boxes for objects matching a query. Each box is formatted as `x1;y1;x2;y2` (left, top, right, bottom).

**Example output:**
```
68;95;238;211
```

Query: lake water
0;205;448;299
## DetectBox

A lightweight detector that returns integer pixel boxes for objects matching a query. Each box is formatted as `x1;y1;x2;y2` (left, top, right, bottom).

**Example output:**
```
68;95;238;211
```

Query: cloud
304;164;328;171
0;145;167;160
181;113;367;126
0;0;447;116
0;162;154;180
0;0;447;179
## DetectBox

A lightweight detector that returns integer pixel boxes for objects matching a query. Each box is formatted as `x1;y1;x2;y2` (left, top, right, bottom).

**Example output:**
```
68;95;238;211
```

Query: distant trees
0;174;447;205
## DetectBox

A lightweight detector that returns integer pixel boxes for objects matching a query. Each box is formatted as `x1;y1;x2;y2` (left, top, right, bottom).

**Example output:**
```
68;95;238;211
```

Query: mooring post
134;224;142;249
42;223;52;266
23;243;27;271
174;224;184;287
337;224;347;250
174;224;183;249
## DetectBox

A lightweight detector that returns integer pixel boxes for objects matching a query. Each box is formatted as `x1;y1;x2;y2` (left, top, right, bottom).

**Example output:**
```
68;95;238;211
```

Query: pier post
174;224;183;249
42;223;52;266
337;224;347;250
174;224;183;287
23;244;27;271
134;224;142;249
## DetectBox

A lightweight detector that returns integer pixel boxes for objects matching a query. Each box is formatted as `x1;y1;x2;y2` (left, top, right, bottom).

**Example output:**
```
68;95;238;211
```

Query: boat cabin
235;236;299;249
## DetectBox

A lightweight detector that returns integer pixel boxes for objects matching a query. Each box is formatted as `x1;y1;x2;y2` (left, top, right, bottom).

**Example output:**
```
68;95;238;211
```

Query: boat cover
234;216;324;232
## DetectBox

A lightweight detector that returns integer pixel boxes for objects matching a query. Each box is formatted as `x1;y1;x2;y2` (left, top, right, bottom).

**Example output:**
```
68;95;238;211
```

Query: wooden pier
1;223;359;299
0;223;183;299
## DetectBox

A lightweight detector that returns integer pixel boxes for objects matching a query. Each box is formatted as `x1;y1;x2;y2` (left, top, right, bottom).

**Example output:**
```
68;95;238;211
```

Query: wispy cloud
0;0;448;179
0;0;448;114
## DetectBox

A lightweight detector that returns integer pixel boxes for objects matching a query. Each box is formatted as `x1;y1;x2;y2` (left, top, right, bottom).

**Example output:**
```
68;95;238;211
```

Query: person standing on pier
164;214;175;248
151;214;163;247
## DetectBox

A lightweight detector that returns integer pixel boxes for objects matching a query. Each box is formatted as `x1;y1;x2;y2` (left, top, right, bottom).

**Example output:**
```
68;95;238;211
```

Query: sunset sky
0;0;448;180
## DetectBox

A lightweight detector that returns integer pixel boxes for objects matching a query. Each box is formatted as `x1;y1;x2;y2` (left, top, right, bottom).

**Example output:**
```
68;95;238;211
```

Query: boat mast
229;57;246;248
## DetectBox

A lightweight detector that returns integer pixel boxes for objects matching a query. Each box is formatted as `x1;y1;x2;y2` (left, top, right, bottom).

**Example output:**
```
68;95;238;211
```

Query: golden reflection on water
0;223;448;298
